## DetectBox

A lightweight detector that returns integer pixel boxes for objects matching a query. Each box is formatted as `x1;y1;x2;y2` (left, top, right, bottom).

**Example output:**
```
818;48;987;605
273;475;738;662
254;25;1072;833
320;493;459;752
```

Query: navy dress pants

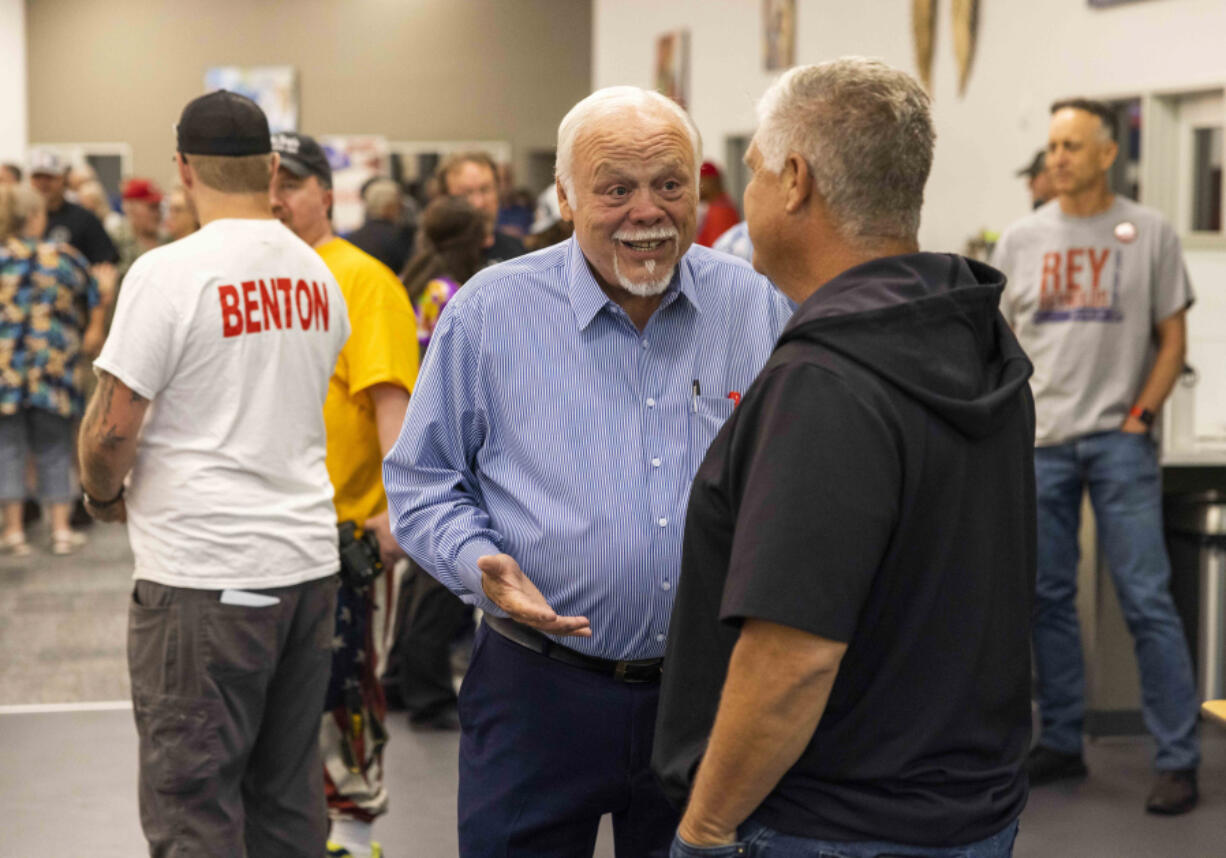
457;622;678;858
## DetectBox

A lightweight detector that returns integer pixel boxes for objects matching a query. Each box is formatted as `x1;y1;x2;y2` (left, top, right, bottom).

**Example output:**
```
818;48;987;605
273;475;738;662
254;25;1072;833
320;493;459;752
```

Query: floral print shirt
0;237;100;418
415;276;461;354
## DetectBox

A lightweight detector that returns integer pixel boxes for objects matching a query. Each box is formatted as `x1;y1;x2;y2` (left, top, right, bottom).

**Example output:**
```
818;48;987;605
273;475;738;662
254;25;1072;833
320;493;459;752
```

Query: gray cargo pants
128;575;338;858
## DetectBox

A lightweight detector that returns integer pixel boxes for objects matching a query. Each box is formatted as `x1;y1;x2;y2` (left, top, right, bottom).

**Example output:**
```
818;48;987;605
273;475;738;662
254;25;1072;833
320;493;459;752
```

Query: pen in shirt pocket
691;379;701;413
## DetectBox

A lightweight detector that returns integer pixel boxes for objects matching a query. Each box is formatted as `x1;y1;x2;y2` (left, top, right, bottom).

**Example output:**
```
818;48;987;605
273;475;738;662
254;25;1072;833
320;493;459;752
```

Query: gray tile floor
2;519;1223;856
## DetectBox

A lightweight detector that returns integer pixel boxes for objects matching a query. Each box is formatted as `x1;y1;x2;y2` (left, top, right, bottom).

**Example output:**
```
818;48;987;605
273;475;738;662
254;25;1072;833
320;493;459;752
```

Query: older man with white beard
384;86;792;857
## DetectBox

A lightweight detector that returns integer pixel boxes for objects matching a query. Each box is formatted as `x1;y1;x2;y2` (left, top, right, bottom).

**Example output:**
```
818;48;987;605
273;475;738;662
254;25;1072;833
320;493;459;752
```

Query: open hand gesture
478;553;592;637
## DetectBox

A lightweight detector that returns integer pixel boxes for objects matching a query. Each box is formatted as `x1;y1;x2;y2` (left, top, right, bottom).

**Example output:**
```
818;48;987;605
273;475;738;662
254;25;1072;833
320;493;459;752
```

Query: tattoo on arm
82;373;115;437
98;424;126;450
79;370;147;499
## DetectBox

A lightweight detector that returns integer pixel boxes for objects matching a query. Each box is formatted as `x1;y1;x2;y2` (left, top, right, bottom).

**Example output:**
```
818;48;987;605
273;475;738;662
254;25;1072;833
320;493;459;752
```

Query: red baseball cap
122;178;163;204
700;161;721;178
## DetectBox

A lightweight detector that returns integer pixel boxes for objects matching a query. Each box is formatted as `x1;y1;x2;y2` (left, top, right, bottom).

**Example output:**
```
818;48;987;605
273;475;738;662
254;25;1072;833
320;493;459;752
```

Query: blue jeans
0;408;75;503
670;819;1019;857
1033;430;1199;771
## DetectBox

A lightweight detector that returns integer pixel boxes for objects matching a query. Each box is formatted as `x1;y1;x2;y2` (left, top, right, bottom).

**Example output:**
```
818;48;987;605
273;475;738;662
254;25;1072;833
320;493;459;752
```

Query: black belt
483;614;663;684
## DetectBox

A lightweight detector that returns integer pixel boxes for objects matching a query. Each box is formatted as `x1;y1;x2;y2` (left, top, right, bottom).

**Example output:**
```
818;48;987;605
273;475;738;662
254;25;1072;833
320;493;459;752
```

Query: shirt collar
566;236;702;331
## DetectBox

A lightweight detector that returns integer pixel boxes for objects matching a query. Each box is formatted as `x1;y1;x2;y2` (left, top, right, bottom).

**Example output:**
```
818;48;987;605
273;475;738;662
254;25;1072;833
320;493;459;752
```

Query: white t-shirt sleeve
94;257;183;399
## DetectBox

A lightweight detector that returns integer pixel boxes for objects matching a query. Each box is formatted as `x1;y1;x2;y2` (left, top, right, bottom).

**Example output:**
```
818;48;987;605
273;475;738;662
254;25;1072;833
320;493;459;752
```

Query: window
1191;126;1222;233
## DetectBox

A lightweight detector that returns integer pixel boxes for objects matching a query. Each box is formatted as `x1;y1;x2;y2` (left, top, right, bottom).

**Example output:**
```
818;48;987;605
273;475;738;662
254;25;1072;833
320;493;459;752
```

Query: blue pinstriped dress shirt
384;236;792;660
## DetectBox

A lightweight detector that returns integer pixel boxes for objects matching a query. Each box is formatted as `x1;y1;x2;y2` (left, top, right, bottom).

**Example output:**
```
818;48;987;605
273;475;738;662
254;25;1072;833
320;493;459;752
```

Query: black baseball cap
177;90;271;156
1015;149;1046;179
271;132;333;185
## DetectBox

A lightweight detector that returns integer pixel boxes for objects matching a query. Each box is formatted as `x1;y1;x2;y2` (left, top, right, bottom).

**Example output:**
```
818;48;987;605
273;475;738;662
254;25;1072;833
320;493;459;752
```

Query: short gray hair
555;86;702;201
363;178;402;217
755;57;934;245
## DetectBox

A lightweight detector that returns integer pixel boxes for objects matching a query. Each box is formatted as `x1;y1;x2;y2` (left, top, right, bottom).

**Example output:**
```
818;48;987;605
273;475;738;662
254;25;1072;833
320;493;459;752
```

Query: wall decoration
952;0;979;96
912;0;980;97
763;0;796;71
204;66;298;133
655;30;690;109
912;0;936;92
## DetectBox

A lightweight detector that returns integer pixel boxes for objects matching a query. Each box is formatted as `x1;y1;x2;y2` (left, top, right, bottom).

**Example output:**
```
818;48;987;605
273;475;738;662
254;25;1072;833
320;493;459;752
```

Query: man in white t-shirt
78;90;350;857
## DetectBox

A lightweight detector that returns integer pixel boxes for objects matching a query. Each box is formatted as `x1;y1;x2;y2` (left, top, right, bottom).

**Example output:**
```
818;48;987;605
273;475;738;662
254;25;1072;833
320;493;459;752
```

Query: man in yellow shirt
272;132;419;858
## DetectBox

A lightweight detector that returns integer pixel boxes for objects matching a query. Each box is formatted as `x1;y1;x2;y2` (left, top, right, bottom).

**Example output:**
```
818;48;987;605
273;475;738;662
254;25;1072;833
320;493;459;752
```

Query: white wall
0;0;27;164
592;0;1226;253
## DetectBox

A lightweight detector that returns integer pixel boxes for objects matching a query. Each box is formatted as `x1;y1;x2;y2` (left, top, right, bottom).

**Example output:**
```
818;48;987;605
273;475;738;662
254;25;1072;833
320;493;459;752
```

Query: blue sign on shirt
384;236;792;660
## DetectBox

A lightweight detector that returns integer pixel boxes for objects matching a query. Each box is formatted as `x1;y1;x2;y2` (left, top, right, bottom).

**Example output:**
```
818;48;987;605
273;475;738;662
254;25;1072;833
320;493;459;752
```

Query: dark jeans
1033;431;1199;770
670;819;1020;858
128;575;337;857
385;559;472;721
457;622;677;857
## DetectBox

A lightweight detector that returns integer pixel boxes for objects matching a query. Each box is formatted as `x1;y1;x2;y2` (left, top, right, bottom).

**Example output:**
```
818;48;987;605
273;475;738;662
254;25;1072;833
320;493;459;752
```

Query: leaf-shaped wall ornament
912;0;937;93
953;0;979;96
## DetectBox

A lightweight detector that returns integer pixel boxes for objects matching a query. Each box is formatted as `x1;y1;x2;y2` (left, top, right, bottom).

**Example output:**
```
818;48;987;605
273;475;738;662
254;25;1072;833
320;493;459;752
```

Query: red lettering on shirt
277;278;294;328
259;279;282;330
295;279;313;329
1038;247;1113;312
1065;248;1084;301
1040;252;1061;301
311;281;329;331
219;276;329;337
219;284;243;337
241;280;262;333
1088;248;1110;306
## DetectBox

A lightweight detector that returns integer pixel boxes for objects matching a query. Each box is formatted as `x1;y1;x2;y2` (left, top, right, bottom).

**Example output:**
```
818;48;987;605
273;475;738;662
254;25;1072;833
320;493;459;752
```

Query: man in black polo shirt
654;58;1035;858
29;150;119;265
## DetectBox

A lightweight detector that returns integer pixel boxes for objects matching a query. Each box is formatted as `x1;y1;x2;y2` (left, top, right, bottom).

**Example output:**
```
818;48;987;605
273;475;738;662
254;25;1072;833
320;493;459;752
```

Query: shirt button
651;457;661;468
646;397;656;409
656;633;665;643
641;339;650;349
661;581;671;591
658;517;668;528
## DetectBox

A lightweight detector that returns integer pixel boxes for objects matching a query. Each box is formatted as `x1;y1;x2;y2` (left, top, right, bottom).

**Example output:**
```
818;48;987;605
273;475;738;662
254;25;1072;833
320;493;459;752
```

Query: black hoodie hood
776;252;1032;439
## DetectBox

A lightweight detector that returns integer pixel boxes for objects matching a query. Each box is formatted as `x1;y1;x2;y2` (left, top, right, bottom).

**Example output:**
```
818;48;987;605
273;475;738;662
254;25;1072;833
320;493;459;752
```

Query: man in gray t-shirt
992;98;1199;815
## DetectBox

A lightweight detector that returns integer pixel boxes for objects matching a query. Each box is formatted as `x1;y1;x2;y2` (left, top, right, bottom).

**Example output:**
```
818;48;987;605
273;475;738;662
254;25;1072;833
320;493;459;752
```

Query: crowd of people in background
0;114;747;858
1;49;1204;858
0;133;695;565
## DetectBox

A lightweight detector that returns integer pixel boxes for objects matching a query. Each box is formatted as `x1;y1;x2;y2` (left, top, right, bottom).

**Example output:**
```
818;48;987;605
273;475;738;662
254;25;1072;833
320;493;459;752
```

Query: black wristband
84;486;125;507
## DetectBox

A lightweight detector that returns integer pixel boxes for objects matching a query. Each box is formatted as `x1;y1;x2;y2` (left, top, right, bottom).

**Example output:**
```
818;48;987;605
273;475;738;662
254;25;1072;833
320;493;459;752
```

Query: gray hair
555;86;702;201
755;57;934;245
363;178;402;218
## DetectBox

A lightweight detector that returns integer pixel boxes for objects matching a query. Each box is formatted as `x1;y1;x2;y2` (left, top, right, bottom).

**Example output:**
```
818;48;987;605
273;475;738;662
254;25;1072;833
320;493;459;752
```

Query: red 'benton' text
219;279;330;337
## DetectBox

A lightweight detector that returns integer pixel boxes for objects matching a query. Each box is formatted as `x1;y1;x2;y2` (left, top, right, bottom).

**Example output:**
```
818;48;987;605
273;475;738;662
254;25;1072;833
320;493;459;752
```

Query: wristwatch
83;486;125;507
1129;406;1155;427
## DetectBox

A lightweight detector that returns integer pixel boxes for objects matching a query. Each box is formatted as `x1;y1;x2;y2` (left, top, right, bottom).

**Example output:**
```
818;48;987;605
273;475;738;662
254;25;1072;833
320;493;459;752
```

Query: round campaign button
1114;221;1137;243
